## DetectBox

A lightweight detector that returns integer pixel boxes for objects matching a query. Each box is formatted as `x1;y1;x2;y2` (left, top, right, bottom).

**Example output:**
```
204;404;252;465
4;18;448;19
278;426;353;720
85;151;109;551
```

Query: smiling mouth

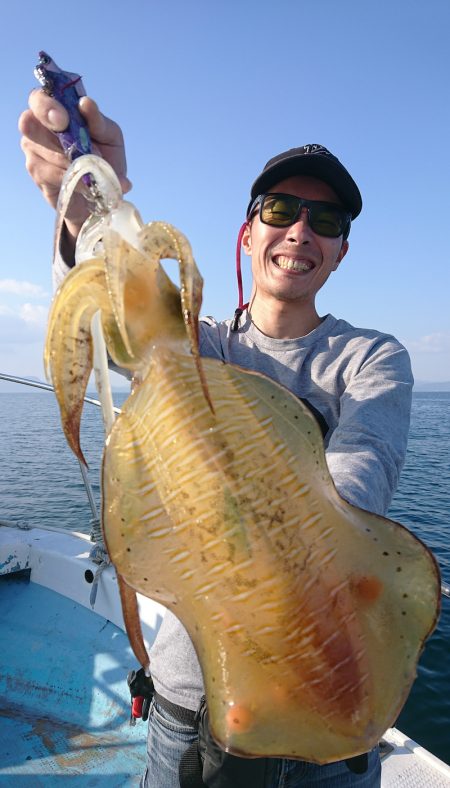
272;255;314;272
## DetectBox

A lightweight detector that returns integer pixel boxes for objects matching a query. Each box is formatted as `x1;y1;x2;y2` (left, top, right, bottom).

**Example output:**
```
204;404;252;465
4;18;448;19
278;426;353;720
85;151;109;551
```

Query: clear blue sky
1;0;449;386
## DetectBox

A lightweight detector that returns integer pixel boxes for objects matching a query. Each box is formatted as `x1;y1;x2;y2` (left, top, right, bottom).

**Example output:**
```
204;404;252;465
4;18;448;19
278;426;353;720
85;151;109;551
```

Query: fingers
78;96;130;191
21;145;63;204
20;87;131;219
27;87;69;132
21;140;89;225
19;91;71;210
19;109;68;165
19;106;68;210
79;96;122;146
20;104;90;231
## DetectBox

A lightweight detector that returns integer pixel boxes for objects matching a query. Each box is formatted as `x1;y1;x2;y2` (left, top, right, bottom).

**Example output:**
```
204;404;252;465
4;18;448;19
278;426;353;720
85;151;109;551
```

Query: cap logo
302;144;331;156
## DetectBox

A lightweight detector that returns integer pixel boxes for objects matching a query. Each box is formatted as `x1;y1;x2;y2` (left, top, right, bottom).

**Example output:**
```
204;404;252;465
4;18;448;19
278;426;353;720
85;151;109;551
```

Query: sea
0;389;449;765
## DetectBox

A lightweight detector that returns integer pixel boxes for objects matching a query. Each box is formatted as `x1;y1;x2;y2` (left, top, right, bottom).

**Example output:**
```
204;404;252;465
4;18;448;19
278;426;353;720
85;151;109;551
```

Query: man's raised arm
19;90;130;264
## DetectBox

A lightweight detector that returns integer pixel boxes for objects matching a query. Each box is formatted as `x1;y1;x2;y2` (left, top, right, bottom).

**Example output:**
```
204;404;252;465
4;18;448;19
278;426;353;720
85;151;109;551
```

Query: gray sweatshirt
53;255;413;710
148;310;413;710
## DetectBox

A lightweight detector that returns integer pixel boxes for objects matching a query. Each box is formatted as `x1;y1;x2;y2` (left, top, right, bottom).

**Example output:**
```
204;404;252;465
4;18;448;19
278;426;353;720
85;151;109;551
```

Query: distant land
414;381;450;392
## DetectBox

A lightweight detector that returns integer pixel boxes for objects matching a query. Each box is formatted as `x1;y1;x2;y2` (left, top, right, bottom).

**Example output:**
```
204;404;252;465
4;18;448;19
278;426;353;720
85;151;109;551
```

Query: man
20;91;413;787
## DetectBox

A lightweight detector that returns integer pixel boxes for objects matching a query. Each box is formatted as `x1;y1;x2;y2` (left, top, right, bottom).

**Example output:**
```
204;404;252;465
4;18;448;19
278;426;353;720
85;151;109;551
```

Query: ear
241;223;252;256
332;239;349;271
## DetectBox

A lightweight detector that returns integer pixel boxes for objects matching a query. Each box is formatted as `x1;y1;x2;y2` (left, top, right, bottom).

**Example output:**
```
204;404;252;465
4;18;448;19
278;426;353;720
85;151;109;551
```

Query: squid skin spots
351;575;384;603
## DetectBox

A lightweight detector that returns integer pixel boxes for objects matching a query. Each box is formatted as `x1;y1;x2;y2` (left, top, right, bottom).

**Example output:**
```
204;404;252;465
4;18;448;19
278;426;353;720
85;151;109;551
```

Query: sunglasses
248;193;351;239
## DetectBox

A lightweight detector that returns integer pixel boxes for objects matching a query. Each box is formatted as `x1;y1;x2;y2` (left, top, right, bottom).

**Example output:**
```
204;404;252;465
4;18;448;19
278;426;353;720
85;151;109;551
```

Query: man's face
242;175;349;308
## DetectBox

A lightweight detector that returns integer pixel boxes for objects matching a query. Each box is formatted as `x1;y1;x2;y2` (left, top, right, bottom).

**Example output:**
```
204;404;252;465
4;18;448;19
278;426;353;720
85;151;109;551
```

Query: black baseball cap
247;144;362;219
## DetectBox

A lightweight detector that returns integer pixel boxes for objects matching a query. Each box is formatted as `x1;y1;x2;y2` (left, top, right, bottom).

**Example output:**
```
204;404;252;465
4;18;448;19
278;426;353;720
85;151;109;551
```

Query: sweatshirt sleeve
325;338;413;516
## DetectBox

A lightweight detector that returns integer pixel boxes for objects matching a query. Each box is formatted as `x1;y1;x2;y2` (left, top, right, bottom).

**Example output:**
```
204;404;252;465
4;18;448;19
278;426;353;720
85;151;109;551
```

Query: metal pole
0;372;121;413
78;460;99;522
0;371;118;525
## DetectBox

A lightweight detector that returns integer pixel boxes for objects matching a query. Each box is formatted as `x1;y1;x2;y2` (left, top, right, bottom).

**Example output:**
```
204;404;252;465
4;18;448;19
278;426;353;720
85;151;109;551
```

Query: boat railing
0;372;123;605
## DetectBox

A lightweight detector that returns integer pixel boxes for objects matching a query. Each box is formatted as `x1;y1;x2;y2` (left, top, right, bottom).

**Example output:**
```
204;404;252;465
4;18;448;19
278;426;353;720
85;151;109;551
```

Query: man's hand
19;90;132;245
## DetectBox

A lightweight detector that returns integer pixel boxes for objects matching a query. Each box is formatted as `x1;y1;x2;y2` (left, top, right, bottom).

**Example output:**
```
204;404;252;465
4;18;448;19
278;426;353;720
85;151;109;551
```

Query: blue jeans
141;698;381;787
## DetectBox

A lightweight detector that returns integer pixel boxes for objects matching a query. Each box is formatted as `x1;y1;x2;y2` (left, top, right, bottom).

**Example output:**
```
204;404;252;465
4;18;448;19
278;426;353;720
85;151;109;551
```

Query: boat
1;373;449;785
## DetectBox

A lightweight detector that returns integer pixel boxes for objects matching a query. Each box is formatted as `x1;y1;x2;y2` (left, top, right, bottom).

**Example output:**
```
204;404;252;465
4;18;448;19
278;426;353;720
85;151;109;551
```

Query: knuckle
49;148;66;168
41;185;55;202
28;87;50;115
17;110;30;133
25;156;36;176
26;162;43;188
114;123;125;144
20;135;34;155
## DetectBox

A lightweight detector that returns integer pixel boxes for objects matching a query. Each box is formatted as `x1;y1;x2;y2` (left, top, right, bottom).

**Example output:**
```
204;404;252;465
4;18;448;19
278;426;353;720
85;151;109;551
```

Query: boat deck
0;571;145;784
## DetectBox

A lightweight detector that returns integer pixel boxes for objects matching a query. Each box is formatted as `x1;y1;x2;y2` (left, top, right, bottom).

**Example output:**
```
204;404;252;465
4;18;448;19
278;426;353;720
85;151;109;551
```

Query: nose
286;207;313;243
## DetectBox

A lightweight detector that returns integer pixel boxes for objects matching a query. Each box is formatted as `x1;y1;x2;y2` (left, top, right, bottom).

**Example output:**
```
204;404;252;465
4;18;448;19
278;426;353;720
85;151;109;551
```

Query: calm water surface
0;389;449;763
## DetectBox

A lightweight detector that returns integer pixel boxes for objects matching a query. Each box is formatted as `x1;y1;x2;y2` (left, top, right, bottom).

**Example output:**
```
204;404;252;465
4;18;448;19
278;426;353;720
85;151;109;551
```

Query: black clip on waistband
154;690;198;727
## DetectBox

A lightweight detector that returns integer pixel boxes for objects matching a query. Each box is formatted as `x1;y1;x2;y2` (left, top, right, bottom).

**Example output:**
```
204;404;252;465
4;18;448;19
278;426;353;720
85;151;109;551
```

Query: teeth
274;256;312;272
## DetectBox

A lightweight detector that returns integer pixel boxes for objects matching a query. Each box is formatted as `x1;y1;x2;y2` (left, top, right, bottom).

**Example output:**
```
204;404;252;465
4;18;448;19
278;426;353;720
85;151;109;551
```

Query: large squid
45;155;441;764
